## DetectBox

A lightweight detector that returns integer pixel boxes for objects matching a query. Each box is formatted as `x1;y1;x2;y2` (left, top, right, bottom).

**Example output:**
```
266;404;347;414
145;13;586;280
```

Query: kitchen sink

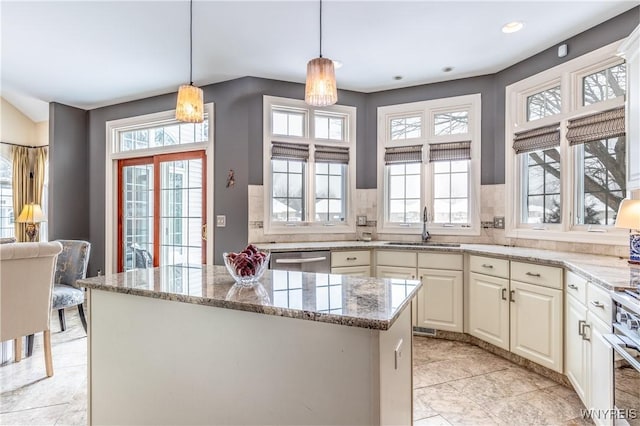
385;242;461;247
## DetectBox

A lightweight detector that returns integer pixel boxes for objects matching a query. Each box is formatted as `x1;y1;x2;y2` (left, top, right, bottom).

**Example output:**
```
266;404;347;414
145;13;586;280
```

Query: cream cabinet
468;271;510;350
416;252;463;332
564;271;613;424
375;265;416;280
468;256;563;372
331;250;371;276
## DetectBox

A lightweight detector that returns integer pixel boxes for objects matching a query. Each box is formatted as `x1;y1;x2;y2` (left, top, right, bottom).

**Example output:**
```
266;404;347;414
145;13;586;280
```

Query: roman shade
271;142;309;161
512;124;560;154
566;107;625;146
429;141;471;162
314;145;349;164
384;145;422;165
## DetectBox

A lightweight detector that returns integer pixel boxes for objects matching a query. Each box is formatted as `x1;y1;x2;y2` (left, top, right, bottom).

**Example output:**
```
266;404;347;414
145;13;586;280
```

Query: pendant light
176;0;204;123
305;0;338;107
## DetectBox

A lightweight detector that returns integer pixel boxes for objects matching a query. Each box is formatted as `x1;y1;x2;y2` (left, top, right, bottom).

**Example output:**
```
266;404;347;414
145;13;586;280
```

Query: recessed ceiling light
332;60;343;69
502;21;524;34
442;66;454;73
393;75;403;81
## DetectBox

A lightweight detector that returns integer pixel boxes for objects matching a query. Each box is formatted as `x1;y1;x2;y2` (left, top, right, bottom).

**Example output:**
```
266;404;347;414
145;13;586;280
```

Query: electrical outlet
357;215;367;226
216;215;226;227
493;216;505;229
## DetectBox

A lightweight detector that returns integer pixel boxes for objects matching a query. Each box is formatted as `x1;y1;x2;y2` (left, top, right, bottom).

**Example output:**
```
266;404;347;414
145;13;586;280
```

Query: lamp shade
176;84;204;123
305;57;338;107
17;203;46;223
615;199;640;230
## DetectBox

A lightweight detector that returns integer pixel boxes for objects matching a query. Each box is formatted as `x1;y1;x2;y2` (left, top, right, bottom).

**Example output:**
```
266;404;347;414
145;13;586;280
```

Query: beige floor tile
487;388;586;425
0;404;68;426
414;414;453;425
448;366;557;406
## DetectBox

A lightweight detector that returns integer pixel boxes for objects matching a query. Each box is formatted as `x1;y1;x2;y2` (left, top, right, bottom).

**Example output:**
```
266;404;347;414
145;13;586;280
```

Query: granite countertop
78;265;420;331
257;241;639;291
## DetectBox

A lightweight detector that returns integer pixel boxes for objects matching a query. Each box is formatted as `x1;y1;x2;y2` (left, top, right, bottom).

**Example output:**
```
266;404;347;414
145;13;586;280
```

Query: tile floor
1;312;591;425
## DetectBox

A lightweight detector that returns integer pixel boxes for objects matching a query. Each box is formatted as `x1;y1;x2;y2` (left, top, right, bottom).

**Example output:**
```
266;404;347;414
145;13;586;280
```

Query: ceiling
1;0;638;123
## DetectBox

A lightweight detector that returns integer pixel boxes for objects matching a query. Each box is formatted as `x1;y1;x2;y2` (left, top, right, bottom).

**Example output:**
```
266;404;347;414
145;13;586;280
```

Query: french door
117;151;206;272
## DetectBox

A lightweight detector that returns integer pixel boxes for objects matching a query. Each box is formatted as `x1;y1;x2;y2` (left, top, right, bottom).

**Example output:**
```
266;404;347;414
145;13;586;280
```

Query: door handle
275;257;327;264
525;272;541;277
590;301;605;309
581;323;591;341
578;320;586;337
501;288;507;301
482;264;494;269
202;224;207;241
509;290;515;303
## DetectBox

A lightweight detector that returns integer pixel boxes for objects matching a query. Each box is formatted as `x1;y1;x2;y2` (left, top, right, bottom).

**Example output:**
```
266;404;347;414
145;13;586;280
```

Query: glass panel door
118;151;206;272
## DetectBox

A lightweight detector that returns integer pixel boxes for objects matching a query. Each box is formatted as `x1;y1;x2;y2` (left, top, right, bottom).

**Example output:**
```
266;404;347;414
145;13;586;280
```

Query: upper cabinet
618;25;640;190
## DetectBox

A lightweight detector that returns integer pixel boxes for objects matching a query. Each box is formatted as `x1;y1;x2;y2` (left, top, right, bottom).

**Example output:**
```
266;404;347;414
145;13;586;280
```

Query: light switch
357;215;367;226
216;215;226;227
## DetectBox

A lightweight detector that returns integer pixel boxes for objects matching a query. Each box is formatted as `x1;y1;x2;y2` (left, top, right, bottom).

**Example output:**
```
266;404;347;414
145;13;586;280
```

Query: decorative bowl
223;251;270;286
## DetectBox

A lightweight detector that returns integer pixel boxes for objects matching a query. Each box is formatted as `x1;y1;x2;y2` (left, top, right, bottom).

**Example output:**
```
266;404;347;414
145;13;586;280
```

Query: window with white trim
505;41;628;244
0;147;14;238
378;94;481;235
263;96;356;234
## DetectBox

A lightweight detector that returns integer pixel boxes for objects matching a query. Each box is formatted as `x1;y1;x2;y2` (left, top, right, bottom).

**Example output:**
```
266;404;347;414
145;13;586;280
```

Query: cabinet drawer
587;283;613;325
469;255;509;278
331;265;371;277
376;250;417;268
331;250;371;267
565;271;587;305
511;261;562;290
418;253;463;270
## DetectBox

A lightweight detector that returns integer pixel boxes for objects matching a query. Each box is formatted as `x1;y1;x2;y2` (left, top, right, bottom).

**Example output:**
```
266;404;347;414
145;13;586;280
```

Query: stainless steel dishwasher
269;251;331;273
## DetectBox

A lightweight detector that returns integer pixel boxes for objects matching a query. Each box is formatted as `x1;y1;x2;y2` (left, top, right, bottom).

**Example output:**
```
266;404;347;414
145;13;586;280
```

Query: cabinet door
587;311;613;426
331;266;371;277
565;294;588;406
375;266;417;280
417;268;463;332
468;272;509;350
510;280;563;372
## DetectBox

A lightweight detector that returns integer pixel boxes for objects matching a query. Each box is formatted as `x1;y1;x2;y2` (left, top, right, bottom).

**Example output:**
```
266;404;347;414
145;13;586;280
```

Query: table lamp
615;199;640;264
16;203;46;242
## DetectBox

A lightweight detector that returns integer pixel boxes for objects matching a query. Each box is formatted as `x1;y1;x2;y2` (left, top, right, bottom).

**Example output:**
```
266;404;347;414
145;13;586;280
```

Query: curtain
11;146;30;242
271;142;310;161
429;141;472;162
314;145;349;164
566;107;625;146
384;145;423;165
512;123;561;154
32;148;47;242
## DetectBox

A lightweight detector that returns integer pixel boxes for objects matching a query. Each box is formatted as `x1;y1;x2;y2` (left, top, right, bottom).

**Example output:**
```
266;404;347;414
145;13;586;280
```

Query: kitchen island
79;265;420;426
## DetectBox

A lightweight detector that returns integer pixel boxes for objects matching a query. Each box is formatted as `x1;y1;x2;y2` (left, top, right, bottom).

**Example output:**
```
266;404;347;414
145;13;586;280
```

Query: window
527;85;561;121
506;41;628;244
263;96;356;234
0;152;14;238
378;94;481;235
119;121;208;152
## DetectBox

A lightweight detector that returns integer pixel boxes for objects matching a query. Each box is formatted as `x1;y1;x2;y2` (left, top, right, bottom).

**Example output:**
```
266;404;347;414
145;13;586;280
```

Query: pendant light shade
305;0;337;107
176;84;204;123
176;0;204;123
305;57;337;107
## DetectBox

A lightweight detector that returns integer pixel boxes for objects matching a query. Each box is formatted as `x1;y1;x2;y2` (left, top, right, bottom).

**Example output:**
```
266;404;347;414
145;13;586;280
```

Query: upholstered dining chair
51;240;91;333
0;241;62;376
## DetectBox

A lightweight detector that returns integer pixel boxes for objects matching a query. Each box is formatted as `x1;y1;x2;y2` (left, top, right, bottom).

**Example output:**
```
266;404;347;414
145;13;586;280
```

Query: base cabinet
565;293;588;404
331;266;371;277
416;268;463;332
510;280;562;372
468;272;510;350
588;311;613;426
375;266;416;280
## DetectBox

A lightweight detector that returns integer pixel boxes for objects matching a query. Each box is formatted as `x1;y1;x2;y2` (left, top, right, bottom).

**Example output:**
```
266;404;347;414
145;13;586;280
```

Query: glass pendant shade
305;57;337;107
176;84;204;123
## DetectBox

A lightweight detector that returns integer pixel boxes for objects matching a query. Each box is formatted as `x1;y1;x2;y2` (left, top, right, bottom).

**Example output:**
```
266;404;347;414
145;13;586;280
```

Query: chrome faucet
422;206;431;242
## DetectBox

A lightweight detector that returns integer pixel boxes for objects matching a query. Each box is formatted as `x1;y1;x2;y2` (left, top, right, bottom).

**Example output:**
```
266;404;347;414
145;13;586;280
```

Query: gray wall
48;102;89;241
49;7;638;274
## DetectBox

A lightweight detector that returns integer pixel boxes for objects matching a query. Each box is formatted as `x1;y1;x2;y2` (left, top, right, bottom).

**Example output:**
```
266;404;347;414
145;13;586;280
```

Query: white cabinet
619;25;640;190
565;292;588;404
564;271;613;424
510;280;563;372
375;265;416;280
331;250;371;276
468;256;563;372
417;268;463;332
468;271;510;350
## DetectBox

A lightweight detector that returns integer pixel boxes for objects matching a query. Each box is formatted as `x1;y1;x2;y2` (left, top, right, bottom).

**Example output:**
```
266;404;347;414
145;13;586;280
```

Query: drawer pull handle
346;257;357;261
509;290;515;303
482;264;494;269
568;284;578;290
526;272;541;277
590;301;605;309
578;319;586;337
501;288;507;301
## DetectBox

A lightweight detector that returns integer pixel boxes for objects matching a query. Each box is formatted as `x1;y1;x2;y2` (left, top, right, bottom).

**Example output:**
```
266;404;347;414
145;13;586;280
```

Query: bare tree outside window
391;116;422;140
583;63;626;106
434;112;468;135
527;86;561;121
523;148;561;224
